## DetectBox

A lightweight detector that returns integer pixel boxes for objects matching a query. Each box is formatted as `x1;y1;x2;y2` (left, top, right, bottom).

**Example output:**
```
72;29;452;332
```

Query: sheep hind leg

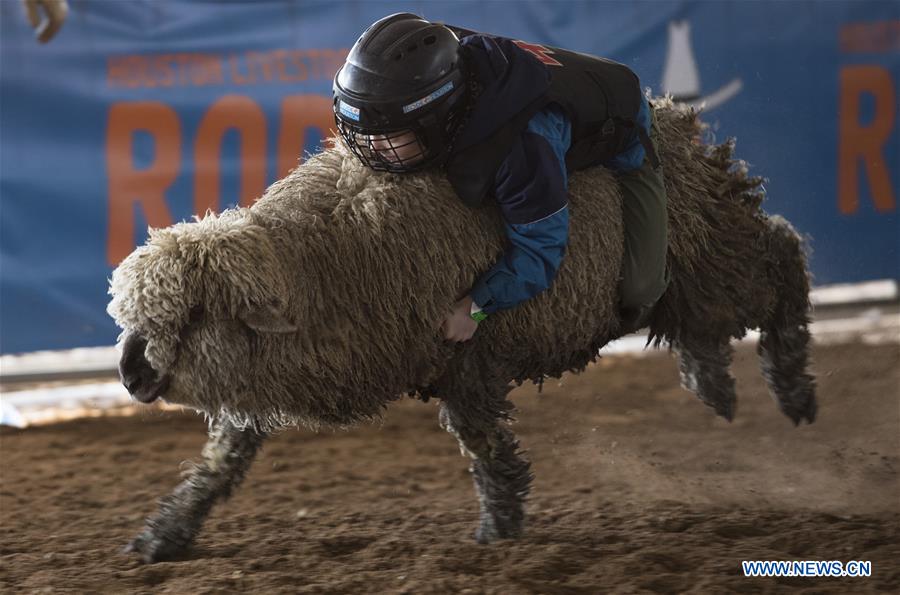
758;215;817;426
674;336;737;421
758;324;816;425
124;418;266;563
438;400;533;544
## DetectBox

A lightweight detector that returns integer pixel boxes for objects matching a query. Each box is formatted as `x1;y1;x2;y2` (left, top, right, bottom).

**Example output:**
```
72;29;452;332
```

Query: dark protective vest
444;27;650;208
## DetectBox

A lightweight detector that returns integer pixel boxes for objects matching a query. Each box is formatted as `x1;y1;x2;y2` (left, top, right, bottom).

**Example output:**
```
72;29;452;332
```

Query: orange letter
838;66;896;214
277;95;335;178
194;95;267;212
106;101;180;265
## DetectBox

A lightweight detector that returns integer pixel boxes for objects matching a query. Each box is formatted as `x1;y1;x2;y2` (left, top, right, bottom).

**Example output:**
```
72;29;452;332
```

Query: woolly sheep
110;100;817;563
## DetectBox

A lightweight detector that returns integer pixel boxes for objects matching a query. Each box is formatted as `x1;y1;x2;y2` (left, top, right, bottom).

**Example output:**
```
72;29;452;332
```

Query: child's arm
470;106;571;313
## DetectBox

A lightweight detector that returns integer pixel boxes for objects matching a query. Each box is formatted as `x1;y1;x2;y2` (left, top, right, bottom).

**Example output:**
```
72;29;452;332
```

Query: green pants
615;111;668;309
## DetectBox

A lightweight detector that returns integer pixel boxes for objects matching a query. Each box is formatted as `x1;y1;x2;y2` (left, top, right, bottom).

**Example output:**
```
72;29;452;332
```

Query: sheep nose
122;374;143;396
118;333;161;403
119;333;148;380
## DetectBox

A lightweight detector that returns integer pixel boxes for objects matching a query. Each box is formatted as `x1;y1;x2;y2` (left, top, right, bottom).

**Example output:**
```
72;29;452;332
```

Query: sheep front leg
125;418;266;563
439;399;533;543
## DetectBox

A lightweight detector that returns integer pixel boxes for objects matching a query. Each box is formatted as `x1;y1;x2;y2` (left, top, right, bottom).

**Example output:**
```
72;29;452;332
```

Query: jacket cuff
470;281;497;314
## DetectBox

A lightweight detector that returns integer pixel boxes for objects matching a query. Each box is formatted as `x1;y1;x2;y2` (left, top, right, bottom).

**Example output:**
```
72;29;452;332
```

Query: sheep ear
240;302;297;334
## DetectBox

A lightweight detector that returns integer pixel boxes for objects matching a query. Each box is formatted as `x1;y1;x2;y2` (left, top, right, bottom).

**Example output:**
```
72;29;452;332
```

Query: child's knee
620;269;667;309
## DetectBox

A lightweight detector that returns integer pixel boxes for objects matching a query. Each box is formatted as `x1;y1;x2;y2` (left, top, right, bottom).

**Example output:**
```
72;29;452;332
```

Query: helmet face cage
335;121;432;173
334;84;468;173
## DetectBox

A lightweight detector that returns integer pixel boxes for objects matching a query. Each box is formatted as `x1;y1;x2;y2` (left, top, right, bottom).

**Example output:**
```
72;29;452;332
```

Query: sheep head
108;209;297;412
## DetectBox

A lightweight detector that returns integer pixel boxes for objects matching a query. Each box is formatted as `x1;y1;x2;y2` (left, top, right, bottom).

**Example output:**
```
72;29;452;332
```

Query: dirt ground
1;341;898;594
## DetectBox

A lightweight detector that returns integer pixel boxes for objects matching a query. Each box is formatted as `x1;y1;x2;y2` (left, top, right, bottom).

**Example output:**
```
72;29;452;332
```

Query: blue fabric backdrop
1;0;897;353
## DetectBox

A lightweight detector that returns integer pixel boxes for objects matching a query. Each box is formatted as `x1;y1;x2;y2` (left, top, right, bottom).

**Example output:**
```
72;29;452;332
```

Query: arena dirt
2;341;898;593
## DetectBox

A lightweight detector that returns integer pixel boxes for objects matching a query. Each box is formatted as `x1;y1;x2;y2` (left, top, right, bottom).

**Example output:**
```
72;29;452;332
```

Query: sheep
109;99;817;563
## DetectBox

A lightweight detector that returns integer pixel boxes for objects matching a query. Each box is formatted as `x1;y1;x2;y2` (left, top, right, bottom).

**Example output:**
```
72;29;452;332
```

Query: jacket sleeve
469;107;571;314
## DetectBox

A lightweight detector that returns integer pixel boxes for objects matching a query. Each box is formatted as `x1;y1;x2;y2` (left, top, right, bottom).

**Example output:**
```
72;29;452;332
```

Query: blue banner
1;1;897;353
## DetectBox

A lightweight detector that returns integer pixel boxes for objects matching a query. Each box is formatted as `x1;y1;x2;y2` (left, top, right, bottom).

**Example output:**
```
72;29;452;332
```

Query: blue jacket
469;93;652;314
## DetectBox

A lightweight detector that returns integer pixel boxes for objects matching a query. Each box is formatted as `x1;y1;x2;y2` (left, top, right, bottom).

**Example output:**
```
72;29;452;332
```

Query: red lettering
838;66;896;214
229;53;253;85
106;92;352;262
277;95;335;178
194;95;267;212
106;102;180;265
513;40;562;66
288;50;310;82
247;51;276;83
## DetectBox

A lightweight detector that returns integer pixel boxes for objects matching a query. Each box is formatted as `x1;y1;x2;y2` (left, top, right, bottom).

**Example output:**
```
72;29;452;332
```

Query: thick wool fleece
108;100;806;432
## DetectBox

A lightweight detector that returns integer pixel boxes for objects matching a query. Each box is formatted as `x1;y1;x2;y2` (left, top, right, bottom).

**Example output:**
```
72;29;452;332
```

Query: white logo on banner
662;20;743;111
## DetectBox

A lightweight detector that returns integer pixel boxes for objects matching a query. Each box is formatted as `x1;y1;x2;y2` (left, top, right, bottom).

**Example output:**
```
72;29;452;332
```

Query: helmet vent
423;35;436;45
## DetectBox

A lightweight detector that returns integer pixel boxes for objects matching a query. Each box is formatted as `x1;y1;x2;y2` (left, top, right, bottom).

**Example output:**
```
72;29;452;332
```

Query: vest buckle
601;118;616;137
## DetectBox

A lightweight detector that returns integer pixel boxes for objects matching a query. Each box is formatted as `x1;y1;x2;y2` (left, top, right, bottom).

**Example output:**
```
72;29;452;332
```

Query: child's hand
442;295;478;342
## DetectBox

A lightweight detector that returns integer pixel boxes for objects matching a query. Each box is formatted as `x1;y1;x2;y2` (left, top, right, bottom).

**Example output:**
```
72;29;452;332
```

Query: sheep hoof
713;399;735;422
123;529;188;564
475;526;499;544
475;517;523;544
697;391;735;422
782;389;817;426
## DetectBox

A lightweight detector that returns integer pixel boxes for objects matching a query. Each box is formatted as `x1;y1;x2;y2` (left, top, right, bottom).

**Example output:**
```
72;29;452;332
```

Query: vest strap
635;126;661;169
617;117;660;169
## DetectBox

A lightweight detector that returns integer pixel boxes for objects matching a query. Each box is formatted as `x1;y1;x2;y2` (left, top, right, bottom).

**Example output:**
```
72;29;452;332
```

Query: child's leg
616;112;668;312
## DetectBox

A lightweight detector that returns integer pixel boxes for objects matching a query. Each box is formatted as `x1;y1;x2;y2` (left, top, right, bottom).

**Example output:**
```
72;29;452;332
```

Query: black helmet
333;13;469;173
